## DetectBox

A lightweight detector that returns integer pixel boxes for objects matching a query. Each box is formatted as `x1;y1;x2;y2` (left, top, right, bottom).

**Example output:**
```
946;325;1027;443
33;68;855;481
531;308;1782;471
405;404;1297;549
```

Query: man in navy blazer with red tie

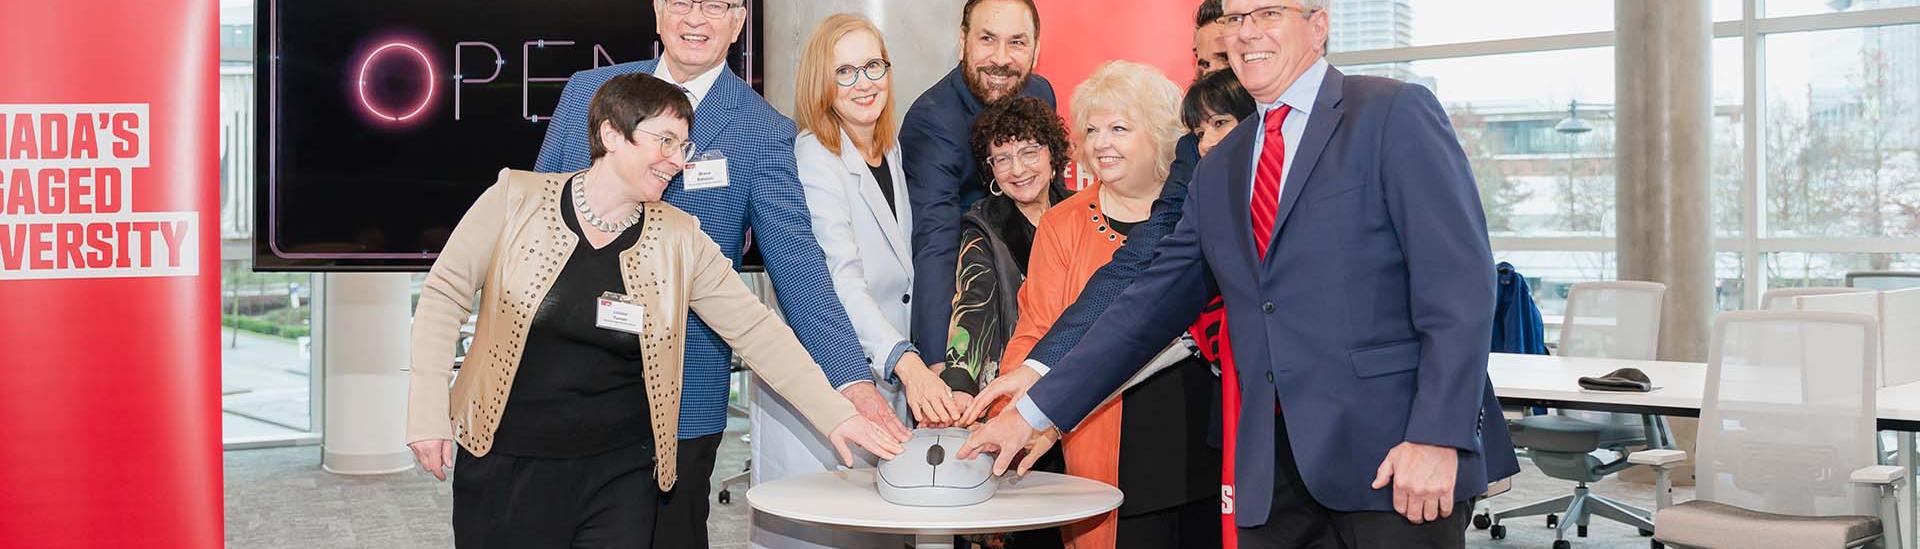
958;0;1518;546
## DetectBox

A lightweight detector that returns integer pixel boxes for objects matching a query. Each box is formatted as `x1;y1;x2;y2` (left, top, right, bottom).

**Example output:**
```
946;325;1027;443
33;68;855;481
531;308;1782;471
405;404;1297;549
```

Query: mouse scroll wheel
926;444;946;466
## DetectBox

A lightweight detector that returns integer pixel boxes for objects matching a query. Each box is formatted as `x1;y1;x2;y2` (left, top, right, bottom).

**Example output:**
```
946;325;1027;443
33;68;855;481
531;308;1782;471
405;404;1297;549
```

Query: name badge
595;291;646;335
684;151;729;190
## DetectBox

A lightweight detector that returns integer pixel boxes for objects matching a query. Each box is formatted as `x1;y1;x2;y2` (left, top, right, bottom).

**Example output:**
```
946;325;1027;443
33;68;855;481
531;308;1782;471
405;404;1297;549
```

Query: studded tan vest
406;169;858;491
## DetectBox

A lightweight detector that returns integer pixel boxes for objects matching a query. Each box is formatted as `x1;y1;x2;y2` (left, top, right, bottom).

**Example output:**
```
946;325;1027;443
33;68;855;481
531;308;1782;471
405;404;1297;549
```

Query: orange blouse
999;181;1143;549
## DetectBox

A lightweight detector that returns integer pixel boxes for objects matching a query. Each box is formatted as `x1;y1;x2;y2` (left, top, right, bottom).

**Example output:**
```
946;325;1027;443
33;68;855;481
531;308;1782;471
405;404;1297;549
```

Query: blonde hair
1069;60;1183;184
795;14;897;158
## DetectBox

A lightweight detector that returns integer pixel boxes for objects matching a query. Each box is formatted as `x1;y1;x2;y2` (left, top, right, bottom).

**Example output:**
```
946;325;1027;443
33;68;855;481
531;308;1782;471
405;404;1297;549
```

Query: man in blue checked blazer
534;1;909;546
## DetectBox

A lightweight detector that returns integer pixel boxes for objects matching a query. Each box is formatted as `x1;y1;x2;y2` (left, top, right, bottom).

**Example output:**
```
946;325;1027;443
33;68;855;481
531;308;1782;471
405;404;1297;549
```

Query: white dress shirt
653;60;728;110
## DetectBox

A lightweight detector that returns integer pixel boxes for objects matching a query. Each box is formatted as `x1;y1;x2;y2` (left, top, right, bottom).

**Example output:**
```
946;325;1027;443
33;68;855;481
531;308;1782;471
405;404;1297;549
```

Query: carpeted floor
226;423;1689;549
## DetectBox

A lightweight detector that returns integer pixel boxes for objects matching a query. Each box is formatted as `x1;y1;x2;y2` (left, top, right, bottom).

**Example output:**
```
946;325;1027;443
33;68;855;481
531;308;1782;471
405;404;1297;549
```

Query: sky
1343;0;1903;111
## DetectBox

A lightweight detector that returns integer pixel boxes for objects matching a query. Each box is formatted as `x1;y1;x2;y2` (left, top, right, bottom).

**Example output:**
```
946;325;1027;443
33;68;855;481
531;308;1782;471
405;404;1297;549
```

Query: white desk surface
746;469;1123;536
1488;353;1920;427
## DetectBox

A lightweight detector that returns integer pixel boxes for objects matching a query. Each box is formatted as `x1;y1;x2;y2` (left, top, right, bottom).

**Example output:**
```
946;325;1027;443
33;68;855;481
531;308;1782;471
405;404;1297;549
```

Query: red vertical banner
0;1;222;547
1036;0;1198;190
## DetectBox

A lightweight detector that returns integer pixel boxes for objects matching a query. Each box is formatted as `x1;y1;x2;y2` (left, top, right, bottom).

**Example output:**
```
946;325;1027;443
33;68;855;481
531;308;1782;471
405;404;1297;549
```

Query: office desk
747;470;1121;549
1489;352;1920;547
1489;353;1920;431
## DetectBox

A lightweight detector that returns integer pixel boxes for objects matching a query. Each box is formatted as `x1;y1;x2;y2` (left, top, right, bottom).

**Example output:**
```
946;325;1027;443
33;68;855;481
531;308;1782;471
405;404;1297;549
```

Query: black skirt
453;441;658;548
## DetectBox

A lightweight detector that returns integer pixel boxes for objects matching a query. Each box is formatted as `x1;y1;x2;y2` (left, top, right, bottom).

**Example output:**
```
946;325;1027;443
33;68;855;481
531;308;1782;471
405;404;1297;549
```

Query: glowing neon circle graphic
357;42;436;122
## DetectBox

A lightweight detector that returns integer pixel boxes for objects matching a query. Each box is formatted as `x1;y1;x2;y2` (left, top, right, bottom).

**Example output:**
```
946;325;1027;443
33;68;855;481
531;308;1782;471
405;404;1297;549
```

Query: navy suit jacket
903;67;1055;360
534;61;868;439
1024;67;1519;523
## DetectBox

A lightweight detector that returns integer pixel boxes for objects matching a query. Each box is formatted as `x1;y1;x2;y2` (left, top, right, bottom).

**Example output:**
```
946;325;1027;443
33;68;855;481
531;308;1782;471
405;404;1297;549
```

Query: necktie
1250;105;1292;260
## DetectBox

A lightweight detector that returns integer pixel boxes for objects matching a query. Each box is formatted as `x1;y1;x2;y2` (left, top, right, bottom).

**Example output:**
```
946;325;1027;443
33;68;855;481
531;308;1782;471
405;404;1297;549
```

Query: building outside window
1329;0;1920;320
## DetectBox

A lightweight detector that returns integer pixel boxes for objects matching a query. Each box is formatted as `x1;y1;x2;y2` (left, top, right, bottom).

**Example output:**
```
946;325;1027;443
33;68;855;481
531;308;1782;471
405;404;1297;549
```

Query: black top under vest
490;178;654;459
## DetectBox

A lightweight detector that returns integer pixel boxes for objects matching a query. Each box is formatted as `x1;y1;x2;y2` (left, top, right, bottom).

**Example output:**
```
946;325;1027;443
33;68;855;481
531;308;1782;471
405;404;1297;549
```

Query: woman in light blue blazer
754;14;951;549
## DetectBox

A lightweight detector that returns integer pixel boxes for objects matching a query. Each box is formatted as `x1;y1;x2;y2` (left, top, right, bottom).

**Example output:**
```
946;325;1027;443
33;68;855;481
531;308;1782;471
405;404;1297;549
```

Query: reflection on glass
1713;0;1745;21
220;0;314;443
1764;26;1920;238
1350;47;1617;237
1766;253;1920;289
1765;0;1920;18
1713;38;1747;238
1327;0;1612;52
1717;252;1748;311
221;260;316;439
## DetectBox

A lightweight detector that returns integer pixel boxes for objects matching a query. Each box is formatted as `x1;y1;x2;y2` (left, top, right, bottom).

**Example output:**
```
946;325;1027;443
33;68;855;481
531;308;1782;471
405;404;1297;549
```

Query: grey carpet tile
227;427;1689;549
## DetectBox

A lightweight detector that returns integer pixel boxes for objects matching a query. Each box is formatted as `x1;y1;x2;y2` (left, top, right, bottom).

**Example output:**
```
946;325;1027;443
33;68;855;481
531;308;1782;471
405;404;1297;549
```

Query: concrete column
319;272;415;475
763;0;965;123
1616;0;1714;362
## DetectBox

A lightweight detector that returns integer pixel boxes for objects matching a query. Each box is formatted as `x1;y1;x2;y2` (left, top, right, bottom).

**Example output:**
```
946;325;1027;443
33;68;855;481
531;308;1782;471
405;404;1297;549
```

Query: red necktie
1250;105;1292;260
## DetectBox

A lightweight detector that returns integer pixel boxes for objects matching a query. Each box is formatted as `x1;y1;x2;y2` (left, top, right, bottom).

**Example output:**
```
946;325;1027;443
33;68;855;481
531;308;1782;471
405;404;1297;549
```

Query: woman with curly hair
939;95;1074;404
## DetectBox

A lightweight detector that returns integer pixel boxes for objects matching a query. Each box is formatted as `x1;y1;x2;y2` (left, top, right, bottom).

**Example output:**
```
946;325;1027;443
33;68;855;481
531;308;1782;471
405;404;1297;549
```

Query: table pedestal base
914;534;954;549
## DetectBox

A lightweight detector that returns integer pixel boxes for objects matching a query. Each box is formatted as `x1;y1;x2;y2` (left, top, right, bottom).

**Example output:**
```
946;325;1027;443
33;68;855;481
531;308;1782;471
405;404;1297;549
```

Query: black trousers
1237;411;1471;549
452;442;658;548
1116;497;1221;549
648;432;724;548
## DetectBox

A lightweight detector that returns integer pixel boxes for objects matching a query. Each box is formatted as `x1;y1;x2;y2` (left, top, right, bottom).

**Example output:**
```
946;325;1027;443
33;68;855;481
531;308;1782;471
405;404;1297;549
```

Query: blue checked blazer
535;61;868;439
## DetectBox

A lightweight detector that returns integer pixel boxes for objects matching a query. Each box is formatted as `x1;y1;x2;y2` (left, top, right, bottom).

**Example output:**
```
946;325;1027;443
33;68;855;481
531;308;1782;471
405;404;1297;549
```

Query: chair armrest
1850;465;1905;485
1482;477;1513;498
1628;448;1687;467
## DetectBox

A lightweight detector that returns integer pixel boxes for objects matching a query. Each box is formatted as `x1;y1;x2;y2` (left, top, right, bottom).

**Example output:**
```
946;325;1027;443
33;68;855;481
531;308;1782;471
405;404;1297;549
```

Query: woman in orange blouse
1000;60;1219;549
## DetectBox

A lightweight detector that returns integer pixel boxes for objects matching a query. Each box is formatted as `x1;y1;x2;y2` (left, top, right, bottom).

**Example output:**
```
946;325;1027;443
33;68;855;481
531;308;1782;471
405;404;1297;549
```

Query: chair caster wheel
1473;513;1492;530
1553;540;1572;549
718;490;732;504
1547;514;1559;528
1577;525;1589;537
1489;524;1506;540
1639;528;1655;537
1651;541;1666;549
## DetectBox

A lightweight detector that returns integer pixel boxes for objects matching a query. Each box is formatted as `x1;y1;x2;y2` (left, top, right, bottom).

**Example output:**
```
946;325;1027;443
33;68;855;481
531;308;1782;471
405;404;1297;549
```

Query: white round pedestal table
746;469;1122;549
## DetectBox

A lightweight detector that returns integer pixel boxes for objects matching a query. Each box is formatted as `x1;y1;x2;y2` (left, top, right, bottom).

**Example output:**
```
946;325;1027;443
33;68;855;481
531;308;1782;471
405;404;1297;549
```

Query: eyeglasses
1218;5;1317;31
985;145;1048;173
634;127;697;161
664;0;743;19
834;59;892;87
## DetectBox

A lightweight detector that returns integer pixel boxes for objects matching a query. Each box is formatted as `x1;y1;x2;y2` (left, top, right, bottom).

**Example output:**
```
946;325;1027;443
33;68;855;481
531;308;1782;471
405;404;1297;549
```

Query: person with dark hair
1196;0;1225;26
1181;68;1259;157
407;72;904;548
904;0;1056;382
1177;66;1259;548
1194;0;1231;78
942;96;1072;403
947;93;1074;549
534;2;915;546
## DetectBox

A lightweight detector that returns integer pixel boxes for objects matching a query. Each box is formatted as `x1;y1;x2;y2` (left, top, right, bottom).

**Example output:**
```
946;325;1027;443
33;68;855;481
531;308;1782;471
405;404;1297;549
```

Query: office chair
1761;287;1873;310
1636;310;1903;549
1489;281;1671;548
1801;289;1920;483
1878;288;1920;387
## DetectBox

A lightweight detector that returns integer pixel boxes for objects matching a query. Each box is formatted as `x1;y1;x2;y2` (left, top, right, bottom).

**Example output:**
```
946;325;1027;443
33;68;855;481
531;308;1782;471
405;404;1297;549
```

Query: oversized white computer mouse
875;427;997;507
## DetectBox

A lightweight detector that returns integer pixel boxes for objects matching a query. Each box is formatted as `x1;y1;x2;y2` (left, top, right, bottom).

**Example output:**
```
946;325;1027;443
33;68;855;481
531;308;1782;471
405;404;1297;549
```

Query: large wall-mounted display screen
255;0;762;271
